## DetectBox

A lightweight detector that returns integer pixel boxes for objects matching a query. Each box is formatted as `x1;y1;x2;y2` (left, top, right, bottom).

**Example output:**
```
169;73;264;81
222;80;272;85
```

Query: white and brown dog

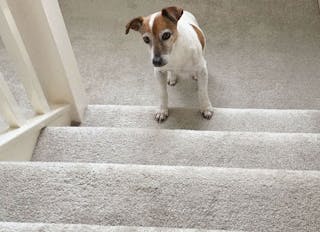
126;6;213;122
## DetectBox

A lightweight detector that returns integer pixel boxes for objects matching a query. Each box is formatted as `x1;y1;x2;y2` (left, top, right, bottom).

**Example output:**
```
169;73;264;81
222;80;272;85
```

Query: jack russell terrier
126;6;213;122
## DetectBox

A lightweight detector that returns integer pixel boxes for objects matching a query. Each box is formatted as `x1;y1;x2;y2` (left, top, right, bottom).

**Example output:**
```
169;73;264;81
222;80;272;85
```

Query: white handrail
0;104;71;161
0;0;87;161
7;0;88;122
0;0;50;114
0;71;26;128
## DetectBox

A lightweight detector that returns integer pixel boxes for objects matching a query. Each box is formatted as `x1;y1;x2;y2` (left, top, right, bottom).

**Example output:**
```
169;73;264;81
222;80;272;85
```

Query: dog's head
126;6;183;67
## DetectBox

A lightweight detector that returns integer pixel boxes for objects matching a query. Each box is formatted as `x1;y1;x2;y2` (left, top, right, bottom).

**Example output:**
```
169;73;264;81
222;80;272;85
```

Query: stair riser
33;127;320;171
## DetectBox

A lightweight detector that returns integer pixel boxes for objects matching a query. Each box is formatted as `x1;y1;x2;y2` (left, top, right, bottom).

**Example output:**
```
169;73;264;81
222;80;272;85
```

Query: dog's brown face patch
126;7;183;55
150;14;178;55
139;16;151;34
126;7;183;66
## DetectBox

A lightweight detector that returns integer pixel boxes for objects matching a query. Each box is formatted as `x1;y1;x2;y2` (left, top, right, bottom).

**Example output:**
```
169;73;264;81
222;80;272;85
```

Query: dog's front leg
155;69;169;122
197;66;213;119
167;71;178;86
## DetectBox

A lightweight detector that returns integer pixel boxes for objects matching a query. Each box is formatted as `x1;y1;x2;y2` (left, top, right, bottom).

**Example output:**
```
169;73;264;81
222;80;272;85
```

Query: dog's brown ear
125;16;143;34
162;6;183;24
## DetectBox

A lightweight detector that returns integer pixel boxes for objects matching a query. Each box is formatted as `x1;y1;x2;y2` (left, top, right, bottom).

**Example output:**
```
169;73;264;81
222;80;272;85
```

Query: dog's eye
162;32;171;41
143;36;150;44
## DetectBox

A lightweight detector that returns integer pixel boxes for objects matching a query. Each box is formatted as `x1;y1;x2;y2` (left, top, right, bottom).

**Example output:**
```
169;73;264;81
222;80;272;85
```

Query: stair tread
33;127;320;170
82;105;320;133
0;222;232;232
61;0;320;109
1;162;319;231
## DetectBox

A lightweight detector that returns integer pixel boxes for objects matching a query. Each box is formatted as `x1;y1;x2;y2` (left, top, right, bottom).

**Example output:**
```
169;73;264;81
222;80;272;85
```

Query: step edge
0;222;241;232
87;104;320;113
2;161;320;176
41;126;320;136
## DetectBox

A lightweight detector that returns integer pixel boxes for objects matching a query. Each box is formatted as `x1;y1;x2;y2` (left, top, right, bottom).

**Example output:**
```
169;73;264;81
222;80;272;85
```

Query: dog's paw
167;73;177;86
155;109;169;123
200;108;213;120
167;78;177;86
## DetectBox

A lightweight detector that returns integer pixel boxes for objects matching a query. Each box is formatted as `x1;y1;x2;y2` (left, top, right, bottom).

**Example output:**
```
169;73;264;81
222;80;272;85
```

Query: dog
126;6;213;122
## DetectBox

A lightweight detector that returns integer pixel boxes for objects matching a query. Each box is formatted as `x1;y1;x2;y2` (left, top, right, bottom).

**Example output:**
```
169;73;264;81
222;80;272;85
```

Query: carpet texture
1;162;320;232
0;222;231;232
33;127;320;171
82;105;320;132
58;0;320;109
0;41;35;130
0;117;8;134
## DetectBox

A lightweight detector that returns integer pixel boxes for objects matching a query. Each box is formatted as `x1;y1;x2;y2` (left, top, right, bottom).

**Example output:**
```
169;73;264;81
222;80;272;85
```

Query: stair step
33;127;320;171
82;105;320;133
60;0;320;109
1;162;319;231
0;222;231;232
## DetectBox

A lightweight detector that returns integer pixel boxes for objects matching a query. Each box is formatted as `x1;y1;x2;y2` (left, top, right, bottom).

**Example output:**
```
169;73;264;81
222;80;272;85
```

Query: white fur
149;12;158;29
151;11;213;122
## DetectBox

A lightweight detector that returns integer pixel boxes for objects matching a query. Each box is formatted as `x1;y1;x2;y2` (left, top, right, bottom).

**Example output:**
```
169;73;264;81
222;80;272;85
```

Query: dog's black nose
152;56;164;67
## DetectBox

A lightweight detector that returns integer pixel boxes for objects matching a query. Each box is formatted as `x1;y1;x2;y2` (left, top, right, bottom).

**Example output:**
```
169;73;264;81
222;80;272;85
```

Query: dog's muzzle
152;56;167;67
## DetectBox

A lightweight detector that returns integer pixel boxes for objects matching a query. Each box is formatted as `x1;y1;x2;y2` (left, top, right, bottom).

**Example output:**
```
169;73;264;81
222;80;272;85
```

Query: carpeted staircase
1;0;320;231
